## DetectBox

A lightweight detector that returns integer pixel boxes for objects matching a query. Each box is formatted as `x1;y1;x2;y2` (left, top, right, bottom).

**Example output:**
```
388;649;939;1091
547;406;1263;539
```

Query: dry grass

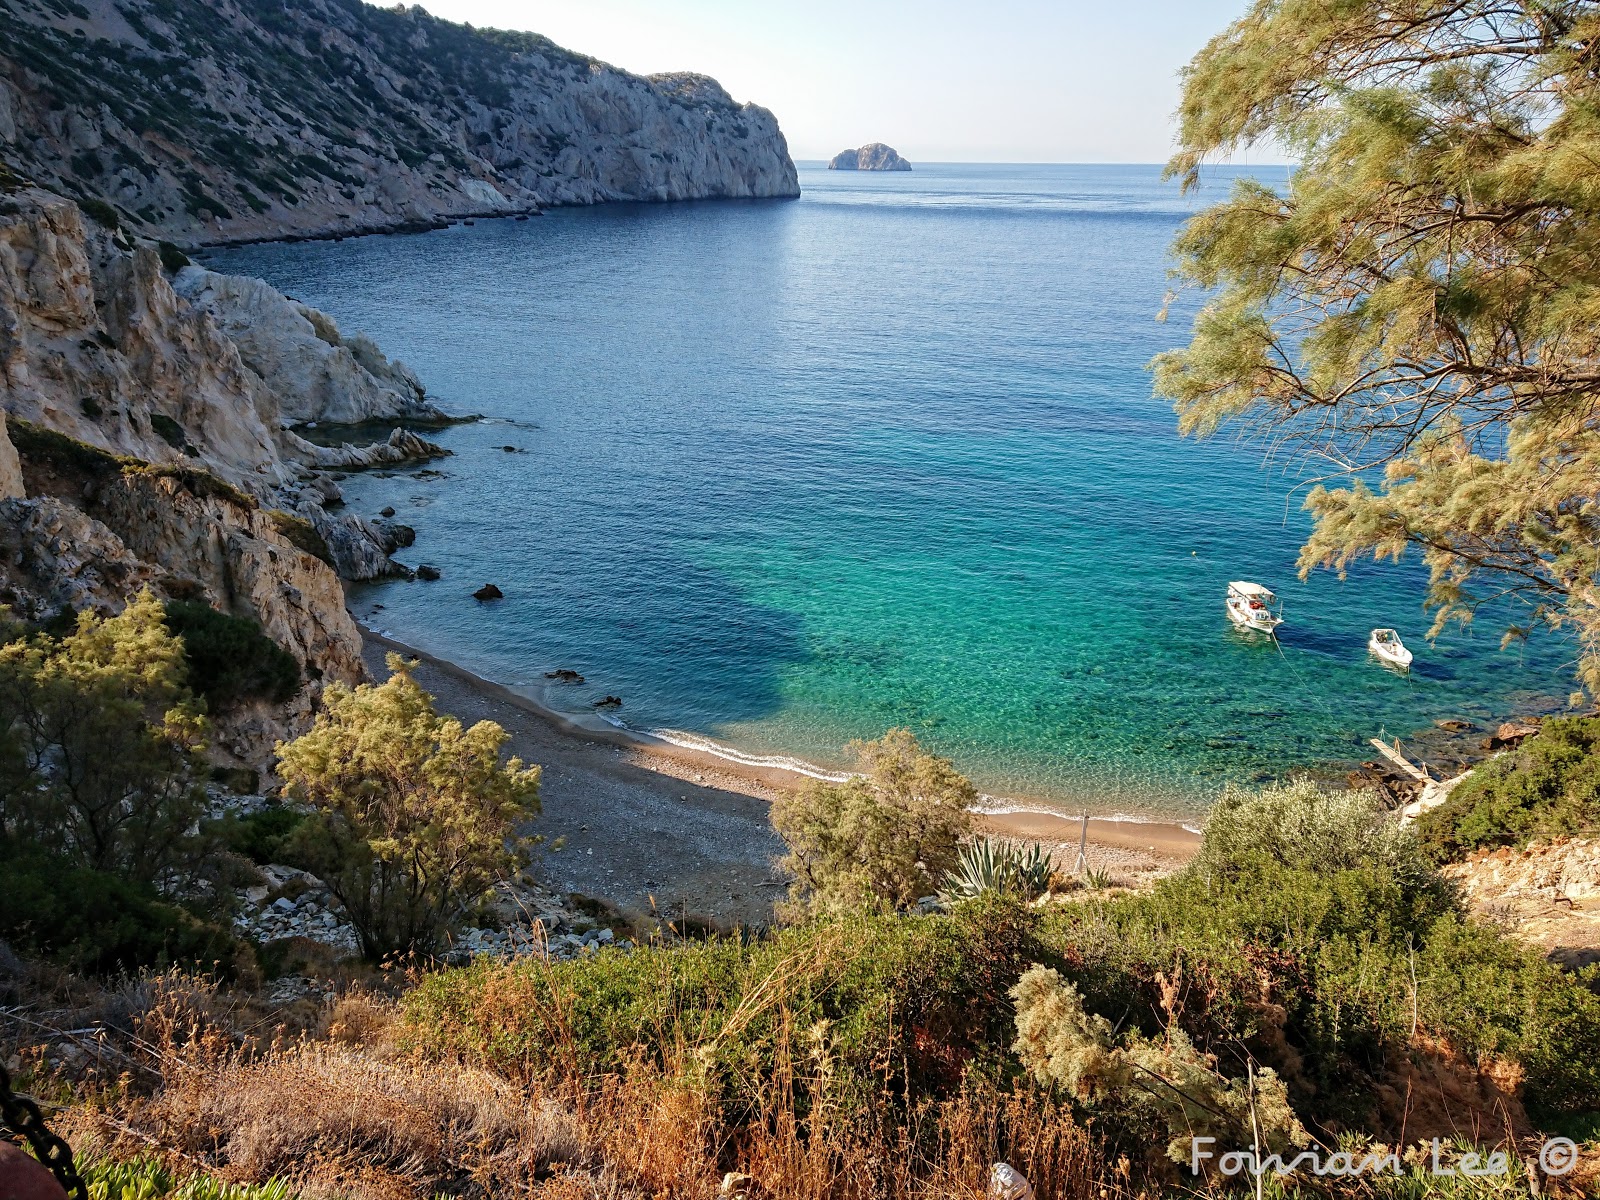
59;966;1120;1200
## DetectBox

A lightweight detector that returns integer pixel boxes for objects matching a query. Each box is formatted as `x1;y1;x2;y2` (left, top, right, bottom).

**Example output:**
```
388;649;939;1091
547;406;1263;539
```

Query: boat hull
1226;600;1281;635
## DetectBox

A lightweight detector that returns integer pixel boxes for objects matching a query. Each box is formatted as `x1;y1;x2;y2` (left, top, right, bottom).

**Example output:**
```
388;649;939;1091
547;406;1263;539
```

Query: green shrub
1036;777;1600;1122
149;412;187;449
267;509;334;566
5;417;132;478
403;897;1043;1118
0;849;250;977
78;196;120;228
163;600;301;707
221;804;308;865
1414;717;1600;859
772;727;974;915
156;240;191;272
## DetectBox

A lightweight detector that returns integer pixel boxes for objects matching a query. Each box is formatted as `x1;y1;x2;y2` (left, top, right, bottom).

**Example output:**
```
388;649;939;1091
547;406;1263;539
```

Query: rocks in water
380;505;396;517
473;583;504;601
372;518;416;552
828;143;912;171
501;445;520;452
1435;718;1477;733
545;668;585;684
594;695;623;709
292;426;451;471
1485;719;1542;750
416;564;441;581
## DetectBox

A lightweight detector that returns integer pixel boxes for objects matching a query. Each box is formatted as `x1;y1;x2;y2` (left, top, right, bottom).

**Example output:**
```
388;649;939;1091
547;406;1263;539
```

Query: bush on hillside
1043;778;1600;1121
0;851;250;978
163;600;301;707
402;898;1042;1119
1414;716;1600;860
0;589;212;886
220;805;309;866
1011;963;1307;1163
772;728;974;916
276;654;541;959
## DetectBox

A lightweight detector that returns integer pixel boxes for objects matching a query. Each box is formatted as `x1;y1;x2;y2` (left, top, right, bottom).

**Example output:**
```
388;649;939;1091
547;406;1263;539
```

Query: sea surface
205;163;1576;819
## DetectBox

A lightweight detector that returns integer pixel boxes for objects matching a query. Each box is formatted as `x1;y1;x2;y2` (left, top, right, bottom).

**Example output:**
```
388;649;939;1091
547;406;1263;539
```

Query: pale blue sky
414;0;1274;163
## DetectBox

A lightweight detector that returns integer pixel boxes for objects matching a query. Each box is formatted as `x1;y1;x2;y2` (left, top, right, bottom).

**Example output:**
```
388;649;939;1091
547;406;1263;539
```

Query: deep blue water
204;163;1576;818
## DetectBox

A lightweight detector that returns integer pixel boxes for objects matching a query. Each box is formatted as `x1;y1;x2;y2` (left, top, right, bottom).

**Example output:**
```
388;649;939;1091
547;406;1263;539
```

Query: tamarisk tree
277;654;540;958
1154;1;1600;691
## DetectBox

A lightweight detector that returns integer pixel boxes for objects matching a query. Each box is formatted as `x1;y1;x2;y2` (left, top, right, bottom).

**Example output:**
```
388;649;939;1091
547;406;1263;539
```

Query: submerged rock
546;668;585;684
474;583;504;601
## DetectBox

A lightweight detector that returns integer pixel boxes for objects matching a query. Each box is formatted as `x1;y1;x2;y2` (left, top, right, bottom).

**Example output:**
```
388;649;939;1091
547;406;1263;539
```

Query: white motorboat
1369;627;1413;670
1226;581;1283;634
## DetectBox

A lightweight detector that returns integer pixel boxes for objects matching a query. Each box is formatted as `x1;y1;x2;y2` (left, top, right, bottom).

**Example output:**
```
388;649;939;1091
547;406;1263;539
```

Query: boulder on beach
473;583;503;601
828;143;912;171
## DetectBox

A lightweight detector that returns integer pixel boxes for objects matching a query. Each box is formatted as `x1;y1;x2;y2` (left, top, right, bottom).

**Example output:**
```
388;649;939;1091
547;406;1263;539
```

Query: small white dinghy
1369;627;1413;670
1225;581;1284;634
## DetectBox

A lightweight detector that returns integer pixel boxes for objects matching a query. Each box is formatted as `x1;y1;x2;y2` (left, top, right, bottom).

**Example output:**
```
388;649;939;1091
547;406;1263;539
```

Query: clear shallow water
206;163;1576;819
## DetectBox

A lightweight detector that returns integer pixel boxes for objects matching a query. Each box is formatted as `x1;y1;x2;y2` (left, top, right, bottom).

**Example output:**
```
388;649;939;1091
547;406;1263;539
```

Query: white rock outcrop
173;269;448;425
0;186;459;759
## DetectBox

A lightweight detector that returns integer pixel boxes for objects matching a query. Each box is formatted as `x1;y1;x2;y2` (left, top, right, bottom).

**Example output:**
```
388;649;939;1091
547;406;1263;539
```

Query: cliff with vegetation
0;180;455;759
0;0;800;246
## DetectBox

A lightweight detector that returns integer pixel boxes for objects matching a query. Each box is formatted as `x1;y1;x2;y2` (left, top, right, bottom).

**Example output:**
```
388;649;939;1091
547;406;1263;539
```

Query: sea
203;162;1577;821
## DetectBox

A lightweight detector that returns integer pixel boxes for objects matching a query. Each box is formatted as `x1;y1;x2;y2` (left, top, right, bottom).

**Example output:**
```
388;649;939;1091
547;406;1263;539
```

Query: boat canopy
1228;581;1276;597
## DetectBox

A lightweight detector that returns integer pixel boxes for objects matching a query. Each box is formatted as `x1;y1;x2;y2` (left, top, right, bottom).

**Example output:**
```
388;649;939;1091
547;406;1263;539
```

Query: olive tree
276;654;541;959
1154;1;1600;692
772;727;974;916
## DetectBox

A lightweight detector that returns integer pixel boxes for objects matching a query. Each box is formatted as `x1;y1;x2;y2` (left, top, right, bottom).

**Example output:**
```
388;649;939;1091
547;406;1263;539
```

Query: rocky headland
0;182;455;760
828;142;913;170
0;0;800;246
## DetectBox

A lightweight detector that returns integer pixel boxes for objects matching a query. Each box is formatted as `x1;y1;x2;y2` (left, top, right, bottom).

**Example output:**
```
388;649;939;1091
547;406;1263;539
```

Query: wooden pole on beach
1073;812;1088;876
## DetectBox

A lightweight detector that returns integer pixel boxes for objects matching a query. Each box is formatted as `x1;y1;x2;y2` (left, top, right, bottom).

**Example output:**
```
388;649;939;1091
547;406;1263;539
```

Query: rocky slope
0;182;457;760
829;143;912;171
1444;838;1600;970
0;0;799;246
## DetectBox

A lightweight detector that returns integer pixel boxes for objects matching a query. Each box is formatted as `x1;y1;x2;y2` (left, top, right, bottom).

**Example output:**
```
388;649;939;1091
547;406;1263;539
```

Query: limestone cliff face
0;184;456;761
0;0;800;246
172;268;446;426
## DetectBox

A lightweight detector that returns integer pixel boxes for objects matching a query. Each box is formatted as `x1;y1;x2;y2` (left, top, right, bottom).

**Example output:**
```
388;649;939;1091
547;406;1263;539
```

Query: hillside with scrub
6;0;1600;1195
2;591;1599;1196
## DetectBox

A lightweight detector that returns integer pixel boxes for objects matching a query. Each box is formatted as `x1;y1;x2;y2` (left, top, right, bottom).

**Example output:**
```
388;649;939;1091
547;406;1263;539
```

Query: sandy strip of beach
358;626;1199;927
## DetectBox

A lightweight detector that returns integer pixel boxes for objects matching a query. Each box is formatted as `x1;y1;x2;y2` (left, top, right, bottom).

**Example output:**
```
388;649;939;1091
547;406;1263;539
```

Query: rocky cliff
0;182;454;761
828;143;912;171
0;0;799;245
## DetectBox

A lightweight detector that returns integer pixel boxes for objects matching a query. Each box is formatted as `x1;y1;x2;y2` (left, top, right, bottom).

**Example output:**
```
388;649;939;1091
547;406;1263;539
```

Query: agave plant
941;838;1054;902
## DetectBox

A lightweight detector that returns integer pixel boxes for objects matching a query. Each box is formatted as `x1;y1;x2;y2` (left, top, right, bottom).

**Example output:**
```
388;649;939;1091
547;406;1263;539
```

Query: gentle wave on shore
212;163;1577;821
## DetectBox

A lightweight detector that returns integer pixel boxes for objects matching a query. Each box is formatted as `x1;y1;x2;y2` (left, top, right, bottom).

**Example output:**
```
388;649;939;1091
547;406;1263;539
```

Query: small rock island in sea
828;143;913;171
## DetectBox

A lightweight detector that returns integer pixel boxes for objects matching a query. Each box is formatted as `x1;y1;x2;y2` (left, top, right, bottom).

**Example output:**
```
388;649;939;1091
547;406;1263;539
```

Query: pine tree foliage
1154;1;1600;689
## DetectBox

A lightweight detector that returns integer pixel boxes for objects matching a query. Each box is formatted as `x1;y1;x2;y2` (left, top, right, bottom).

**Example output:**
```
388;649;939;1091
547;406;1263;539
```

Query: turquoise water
206;163;1575;819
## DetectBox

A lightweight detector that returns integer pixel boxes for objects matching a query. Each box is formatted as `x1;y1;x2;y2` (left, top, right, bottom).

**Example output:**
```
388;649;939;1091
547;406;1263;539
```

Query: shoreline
356;622;1201;919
